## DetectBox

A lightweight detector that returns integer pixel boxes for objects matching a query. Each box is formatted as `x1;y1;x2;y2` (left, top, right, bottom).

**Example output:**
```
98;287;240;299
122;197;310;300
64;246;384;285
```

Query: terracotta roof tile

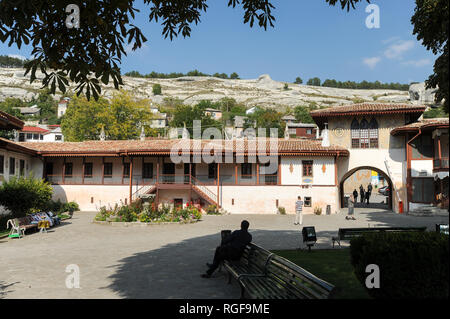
20;126;49;133
19;138;348;157
391;118;449;135
311;103;426;117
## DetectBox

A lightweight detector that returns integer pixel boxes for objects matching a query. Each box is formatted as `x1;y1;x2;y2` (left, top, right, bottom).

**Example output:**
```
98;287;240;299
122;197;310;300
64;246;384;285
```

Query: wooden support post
129;156;133;204
235;162;238;185
62;158;65;185
278;156;281;185
101;157;105;185
156;157;160;184
256;162;260;185
438;135;442;163
217;163;220;207
121;157;125;185
82;157;85;185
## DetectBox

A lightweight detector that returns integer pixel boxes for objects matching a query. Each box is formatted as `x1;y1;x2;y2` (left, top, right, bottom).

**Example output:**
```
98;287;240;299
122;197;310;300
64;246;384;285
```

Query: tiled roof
19;138;348;157
0;137;37;155
0;110;24;130
311;103;426;117
20;126;49;133
391;118;449;135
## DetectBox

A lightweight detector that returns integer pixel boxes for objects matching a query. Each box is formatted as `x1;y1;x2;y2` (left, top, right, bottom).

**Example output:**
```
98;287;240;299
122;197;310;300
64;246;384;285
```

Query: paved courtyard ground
0;208;447;299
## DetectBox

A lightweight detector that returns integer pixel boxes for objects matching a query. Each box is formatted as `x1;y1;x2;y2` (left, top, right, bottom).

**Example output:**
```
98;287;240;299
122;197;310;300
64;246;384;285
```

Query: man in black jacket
201;220;252;278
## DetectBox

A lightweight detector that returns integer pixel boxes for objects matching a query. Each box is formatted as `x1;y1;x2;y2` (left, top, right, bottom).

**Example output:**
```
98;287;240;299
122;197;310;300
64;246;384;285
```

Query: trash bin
343;195;350;208
221;230;232;245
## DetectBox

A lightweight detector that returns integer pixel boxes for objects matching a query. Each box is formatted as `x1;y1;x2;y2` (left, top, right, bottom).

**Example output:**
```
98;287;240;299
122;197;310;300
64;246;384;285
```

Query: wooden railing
191;175;217;203
434;157;449;170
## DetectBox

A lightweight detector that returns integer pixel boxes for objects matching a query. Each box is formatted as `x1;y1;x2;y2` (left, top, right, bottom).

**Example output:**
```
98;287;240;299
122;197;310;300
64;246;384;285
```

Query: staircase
407;205;449;217
191;176;218;206
132;184;156;201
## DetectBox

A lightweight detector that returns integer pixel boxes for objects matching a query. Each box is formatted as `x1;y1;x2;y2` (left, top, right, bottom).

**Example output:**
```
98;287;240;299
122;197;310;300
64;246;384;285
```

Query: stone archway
339;166;393;210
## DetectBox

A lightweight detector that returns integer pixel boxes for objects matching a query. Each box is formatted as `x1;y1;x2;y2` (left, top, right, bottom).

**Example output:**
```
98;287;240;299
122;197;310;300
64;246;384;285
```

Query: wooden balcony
433;157;449;172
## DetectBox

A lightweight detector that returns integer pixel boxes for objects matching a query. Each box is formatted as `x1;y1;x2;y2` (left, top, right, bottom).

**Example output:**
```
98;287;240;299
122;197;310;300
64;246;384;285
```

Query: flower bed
94;201;202;224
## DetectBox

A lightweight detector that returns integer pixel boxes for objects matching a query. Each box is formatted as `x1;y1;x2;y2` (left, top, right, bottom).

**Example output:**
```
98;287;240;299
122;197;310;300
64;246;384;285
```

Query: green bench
223;243;335;299
332;226;427;248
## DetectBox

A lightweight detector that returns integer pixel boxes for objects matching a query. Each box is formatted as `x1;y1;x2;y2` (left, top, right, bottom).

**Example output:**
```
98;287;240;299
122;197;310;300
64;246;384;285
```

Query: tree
169;102;222;136
411;0;449;113
230;72;240;79
152;83;162;95
29;89;59;124
0;0;367;99
307;77;321;86
245;108;285;138
60;90;153;141
294;77;303;84
293;105;314;123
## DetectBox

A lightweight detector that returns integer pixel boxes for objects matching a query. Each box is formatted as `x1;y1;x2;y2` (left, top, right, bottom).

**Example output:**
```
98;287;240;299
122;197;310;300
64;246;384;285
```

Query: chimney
316;126;320;139
321;123;330;147
182;122;189;139
284;124;289;140
99;126;106;141
140;126;146;141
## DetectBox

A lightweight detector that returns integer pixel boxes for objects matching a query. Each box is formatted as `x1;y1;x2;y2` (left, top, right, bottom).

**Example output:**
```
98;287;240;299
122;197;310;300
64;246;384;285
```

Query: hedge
350;231;449;299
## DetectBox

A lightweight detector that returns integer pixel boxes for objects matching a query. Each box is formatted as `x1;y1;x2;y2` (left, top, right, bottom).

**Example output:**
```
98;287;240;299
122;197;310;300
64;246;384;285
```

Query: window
208;163;217;179
84;163;93;178
304;197;312;207
306;129;312;135
411;178;434;203
55;135;62;141
19;159;25;176
18;133;25;142
369;118;379;148
33;133;39;140
143;163;153;179
351;118;360;148
26;133;32;139
411;134;433;159
302;160;313;177
123;163;130;178
174;198;183;208
0;155;4;174
359;119;369;148
64;162;73;177
241;163;252;178
39;134;43;140
104;163;113;177
9;157;15;175
45;162;54;176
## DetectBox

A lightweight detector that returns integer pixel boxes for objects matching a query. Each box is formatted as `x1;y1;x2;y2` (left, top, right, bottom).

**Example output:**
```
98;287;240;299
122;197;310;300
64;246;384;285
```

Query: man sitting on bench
201;220;252;278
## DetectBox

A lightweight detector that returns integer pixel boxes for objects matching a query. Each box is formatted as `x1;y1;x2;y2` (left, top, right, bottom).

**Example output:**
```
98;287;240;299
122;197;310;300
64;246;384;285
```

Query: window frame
302;160;313;177
143;162;154;179
84;162;93;178
104;162;113;178
241;163;253;178
304;197;312;207
64;162;73;177
0;155;4;174
9;157;15;175
369;118;379;148
123;162;131;178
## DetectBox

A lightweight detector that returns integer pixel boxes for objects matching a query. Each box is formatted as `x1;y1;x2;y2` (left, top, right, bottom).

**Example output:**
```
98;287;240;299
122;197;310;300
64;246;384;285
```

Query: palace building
1;103;448;214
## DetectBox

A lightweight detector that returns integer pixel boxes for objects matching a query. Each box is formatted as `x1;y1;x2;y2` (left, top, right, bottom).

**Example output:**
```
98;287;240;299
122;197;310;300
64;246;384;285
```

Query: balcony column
438;135;442;163
156;157;160;184
129;156;133;204
217;163;220;207
189;163;192;203
101;157;105;185
82;157;85;185
62;157;65;185
121;157;125;185
256;162;260;185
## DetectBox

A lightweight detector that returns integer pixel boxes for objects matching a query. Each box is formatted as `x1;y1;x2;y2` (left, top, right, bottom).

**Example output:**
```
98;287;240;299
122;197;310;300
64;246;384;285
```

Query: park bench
223;243;335;299
332;226;427;248
7;216;38;238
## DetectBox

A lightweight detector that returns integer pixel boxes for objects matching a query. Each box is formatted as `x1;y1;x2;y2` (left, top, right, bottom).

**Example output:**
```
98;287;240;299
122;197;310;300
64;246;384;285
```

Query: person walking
352;189;358;204
201;220;252;278
294;196;303;225
367;183;373;205
365;188;371;205
346;193;356;220
359;185;365;205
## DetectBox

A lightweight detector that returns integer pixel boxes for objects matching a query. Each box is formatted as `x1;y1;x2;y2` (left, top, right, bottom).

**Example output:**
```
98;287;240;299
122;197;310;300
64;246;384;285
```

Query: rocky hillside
0;67;413;109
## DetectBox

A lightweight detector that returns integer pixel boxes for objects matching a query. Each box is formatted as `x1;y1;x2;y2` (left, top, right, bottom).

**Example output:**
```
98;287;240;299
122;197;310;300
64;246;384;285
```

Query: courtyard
0;209;447;299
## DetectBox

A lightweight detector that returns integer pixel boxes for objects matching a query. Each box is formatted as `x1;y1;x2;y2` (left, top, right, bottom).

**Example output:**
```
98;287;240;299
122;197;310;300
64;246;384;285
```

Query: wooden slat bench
223;243;335;299
332;226;427;248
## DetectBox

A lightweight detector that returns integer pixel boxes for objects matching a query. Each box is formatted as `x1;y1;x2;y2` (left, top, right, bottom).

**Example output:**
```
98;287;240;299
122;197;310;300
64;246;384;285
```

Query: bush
350;232;449;299
152;83;162;95
0;175;53;218
278;207;286;215
206;204;220;215
314;207;322;215
63;201;80;214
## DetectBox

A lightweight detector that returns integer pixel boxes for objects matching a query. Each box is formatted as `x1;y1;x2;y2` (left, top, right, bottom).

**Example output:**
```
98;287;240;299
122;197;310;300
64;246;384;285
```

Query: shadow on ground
0;281;18;298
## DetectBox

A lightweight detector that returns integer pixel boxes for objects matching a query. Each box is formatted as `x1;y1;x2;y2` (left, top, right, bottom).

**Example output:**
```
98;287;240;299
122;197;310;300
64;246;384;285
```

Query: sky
0;0;436;84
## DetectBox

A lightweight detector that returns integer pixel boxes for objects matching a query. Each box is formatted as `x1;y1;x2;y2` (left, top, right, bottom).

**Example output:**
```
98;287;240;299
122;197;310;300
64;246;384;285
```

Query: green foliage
313;206;322;215
206;204;221;215
0;55;27;68
60;90;153;141
245;108;285;138
169;102;222;136
350;232;449;299
124;70;240;80
277;207;286;215
424;106;447;118
152;83;162;95
293;105;314;123
411;0;449;113
294;77;303;84
0;175;53;218
45;199;80;214
230;72;240;79
0;0;369;99
307;77;321;86
283;83;289;90
95;201;202;223
321;78;410;90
